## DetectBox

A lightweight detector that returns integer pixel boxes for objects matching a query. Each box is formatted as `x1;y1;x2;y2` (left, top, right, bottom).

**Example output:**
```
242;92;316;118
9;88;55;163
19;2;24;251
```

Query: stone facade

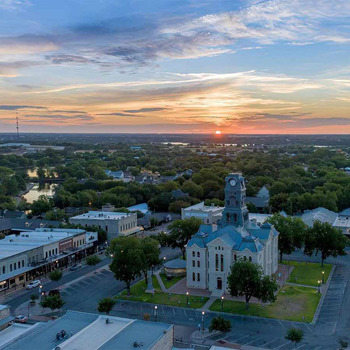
186;173;279;293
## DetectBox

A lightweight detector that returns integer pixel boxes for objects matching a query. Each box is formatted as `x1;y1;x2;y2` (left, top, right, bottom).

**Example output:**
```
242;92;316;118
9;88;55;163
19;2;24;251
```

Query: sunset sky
0;0;350;134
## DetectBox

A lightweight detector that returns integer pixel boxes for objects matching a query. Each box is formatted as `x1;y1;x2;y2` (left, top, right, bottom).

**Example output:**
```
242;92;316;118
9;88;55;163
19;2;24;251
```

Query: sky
0;0;350;134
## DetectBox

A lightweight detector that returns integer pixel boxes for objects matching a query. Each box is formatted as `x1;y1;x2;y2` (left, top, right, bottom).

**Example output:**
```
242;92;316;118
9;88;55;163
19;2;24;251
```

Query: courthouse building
186;173;279;294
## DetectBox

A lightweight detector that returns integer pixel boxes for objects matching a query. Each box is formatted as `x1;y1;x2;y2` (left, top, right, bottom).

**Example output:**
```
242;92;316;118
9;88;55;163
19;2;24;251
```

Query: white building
181;202;224;224
186;173;279;294
69;211;141;241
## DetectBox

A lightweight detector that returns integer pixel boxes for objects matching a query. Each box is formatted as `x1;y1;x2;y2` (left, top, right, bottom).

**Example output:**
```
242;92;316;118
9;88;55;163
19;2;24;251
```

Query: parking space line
274;340;290;349
244;337;263;345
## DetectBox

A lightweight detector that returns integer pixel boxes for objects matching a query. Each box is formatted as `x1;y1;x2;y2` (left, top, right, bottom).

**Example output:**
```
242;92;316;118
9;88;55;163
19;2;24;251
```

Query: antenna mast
16;112;19;138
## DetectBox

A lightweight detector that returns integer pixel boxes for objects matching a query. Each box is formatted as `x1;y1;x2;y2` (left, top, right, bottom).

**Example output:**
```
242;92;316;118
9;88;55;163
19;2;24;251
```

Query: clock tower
220;173;249;227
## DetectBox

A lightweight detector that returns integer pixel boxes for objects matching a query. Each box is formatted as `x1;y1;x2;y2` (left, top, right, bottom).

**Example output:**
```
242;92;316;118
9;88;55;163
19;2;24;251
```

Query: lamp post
186;292;189;306
221;296;224;311
322;271;325;284
201;311;205;333
154;305;158;322
318;280;321;294
39;284;43;300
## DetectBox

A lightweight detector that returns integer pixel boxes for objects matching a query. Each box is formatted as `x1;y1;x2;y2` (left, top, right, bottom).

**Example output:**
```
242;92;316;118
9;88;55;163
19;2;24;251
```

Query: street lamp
154;305;158;322
317;280;321;293
322;271;325;284
221;296;224;311
39;284;43;299
201;311;205;333
186;292;189;306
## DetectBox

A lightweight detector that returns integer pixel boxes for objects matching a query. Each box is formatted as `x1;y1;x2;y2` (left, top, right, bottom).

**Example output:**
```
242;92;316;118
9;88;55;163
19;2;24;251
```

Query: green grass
159;273;184;289
209;285;321;322
116;276;208;308
284;260;332;286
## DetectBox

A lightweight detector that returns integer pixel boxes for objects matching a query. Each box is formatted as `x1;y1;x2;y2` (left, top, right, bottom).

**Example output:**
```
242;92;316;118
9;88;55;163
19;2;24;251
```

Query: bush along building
186;173;279;294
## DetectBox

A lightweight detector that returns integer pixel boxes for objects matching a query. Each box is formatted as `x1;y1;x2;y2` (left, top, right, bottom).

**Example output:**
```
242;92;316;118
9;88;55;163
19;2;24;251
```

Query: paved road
4;247;350;349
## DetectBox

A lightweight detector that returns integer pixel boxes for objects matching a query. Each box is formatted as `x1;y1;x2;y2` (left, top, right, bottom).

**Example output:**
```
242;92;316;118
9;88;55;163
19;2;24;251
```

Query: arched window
249;256;252;262
221;254;224;272
234;214;238;222
197;260;200;267
192;260;195;267
234;254;237;261
192;272;195;281
192;251;195;257
197;252;200;257
243;256;247;261
226;213;230;222
197;273;200;281
215;254;219;271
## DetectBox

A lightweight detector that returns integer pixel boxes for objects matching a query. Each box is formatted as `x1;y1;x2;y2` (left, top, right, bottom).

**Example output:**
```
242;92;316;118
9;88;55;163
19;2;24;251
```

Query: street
3;247;350;349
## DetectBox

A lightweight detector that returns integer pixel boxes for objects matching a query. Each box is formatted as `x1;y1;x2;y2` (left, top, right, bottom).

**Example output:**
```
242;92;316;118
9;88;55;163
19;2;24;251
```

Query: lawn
116;276;208;309
284;260;332;286
209;285;321;322
159;273;184;289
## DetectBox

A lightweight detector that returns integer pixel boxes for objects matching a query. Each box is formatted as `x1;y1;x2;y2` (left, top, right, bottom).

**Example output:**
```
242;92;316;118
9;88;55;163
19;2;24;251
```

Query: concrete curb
311;264;336;325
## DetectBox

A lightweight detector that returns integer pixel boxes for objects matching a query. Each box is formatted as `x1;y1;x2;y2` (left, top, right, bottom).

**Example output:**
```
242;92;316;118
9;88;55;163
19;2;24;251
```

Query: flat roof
0;229;88;260
70;211;133;220
99;320;172;350
183;202;223;213
2;311;172;350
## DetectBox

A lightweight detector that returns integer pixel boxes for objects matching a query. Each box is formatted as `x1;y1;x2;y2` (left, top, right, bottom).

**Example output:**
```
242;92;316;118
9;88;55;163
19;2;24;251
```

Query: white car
26;280;41;290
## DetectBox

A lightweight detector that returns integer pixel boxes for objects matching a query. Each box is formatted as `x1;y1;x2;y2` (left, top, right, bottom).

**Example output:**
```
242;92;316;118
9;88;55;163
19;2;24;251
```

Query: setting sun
215;130;222;135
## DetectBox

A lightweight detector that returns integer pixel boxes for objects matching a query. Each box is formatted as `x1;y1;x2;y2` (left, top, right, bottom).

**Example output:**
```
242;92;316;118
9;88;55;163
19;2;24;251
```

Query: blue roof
187;219;277;253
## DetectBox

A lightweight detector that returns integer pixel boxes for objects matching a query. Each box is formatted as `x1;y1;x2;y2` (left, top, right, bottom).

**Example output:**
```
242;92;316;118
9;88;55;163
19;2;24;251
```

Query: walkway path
155;270;167;292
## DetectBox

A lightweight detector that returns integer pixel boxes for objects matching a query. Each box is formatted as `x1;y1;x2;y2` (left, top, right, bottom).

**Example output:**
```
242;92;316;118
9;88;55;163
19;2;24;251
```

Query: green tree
141;237;161;285
304;221;347;266
48;269;63;285
227;259;278;310
86;255;101;266
31;196;52;216
167;217;202;259
285;327;304;347
37;167;46;181
209;316;231;334
97;297;116;315
40;295;65;315
268;214;307;262
109;236;145;295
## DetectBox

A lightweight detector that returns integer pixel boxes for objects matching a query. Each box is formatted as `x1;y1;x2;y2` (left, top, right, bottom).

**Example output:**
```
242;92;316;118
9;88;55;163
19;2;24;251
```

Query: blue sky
0;0;350;133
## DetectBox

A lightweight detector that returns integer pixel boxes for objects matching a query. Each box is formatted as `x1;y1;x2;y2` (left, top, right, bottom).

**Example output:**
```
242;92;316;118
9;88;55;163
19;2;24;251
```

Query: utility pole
16;112;19;138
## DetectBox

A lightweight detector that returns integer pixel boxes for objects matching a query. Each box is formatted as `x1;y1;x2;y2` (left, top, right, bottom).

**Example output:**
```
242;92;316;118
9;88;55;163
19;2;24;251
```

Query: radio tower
16;112;19;138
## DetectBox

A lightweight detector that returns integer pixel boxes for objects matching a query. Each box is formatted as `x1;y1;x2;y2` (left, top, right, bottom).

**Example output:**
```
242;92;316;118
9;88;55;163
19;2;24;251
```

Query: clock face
229;179;237;187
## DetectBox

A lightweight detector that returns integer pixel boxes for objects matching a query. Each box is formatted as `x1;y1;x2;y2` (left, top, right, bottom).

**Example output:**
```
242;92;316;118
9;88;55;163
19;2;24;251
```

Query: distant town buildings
246;185;270;211
69;211;141;241
0;228;97;291
186;174;279;294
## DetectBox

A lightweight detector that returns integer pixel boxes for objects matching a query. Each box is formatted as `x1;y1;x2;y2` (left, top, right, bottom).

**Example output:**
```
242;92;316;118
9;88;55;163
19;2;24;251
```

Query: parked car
14;315;28;323
48;289;60;297
69;263;82;271
26;280;41;290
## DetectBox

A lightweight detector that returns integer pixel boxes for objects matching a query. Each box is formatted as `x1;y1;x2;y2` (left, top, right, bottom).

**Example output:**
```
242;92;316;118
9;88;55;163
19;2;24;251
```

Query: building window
192;272;195;281
197;252;200;257
197;260;200;267
22;260;24;267
14;262;16;270
10;278;15;285
2;266;5;274
243;256;247;261
192;260;195;267
55;248;58;255
215;254;218;271
192;251;195;257
234;254;237;261
197;273;200;282
249;256;252;262
221;254;224;272
10;264;12;272
19;275;24;281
